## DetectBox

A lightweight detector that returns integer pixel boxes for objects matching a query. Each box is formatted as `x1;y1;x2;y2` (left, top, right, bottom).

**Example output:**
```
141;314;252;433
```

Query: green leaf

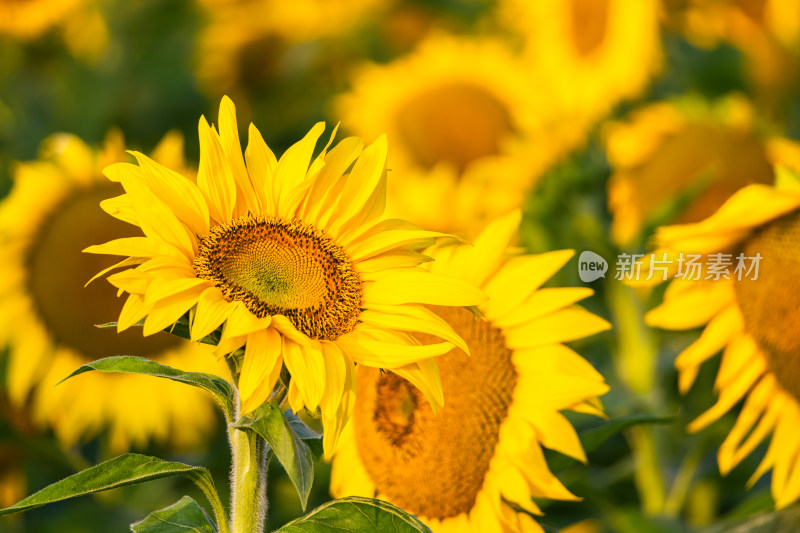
276;497;432;533
0;454;221;519
549;414;675;471
232;404;314;510
131;495;217;533
284;410;323;459
580;414;675;453
59;356;234;420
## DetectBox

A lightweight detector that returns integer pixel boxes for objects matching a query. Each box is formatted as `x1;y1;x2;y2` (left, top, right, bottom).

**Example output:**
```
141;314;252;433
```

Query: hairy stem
229;419;268;533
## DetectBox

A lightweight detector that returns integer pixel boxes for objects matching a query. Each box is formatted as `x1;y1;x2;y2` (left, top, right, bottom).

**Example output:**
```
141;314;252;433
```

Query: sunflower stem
229;400;268;533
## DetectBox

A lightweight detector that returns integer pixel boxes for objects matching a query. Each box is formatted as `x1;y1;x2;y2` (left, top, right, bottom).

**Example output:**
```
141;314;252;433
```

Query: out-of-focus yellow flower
604;96;793;246
88;97;486;459
196;0;388;93
331;211;610;533
337;34;580;234
0;0;108;61
0;0;84;39
500;0;662;123
0;131;225;452
645;168;800;509
667;0;800;94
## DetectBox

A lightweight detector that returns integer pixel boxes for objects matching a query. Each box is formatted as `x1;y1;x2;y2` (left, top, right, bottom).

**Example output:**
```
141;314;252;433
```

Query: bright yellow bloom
0;0;83;39
500;0;662;123
88;97;485;458
0;0;108;61
667;0;800;94
0;131;225;452
336;34;580;234
331;211;610;533
646;168;800;508
604;96;790;246
196;0;387;93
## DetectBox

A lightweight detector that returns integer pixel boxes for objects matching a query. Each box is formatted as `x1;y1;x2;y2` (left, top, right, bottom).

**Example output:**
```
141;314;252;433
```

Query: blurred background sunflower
1;0;800;531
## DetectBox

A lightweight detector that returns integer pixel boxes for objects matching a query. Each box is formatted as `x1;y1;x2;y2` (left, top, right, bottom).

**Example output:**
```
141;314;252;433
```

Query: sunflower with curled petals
0;131;225;452
331;211;610;533
645;167;800;508
87;97;485;458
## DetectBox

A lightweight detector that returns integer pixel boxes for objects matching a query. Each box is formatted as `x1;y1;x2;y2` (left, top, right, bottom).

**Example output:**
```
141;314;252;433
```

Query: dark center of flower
193;216;361;340
396;82;513;173
28;185;180;360
735;210;800;399
570;0;611;57
353;306;518;520
738;0;767;23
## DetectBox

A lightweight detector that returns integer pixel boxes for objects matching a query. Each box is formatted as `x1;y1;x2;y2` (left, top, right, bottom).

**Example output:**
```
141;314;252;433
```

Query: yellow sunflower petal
688;354;767;433
503;307;610;349
481;250;575;320
197;116;237;224
239;328;283;414
83;236;177;258
302;136;363;225
362;269;486;307
492;287;594;329
244;122;277;214
282;338;326;411
645;279;735;330
319;342;356;459
336;329;454;369
218;96;260;215
126;154;210;236
391;358;444;411
359;304;469;355
191;287;236;341
273;122;325;218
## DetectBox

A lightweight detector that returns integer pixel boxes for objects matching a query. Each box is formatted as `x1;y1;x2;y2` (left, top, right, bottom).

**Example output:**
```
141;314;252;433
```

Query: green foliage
131;496;218;533
549;414;676;471
276;497;431;533
0;454;222;521
233;405;316;511
59;356;235;420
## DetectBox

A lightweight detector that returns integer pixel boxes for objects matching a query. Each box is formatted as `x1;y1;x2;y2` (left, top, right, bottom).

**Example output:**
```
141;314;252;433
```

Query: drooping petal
240;328;283;414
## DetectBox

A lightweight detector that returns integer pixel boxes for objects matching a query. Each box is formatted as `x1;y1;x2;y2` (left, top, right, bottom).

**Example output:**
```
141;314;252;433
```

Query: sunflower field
1;0;800;532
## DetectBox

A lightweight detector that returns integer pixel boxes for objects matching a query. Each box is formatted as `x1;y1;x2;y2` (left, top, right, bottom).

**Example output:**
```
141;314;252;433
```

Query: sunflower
0;0;84;39
604;96;793;246
336;34;583;234
331;211;611;532
196;0;387;94
499;0;662;123
666;0;800;94
0;131;226;452
87;97;486;458
645;169;800;508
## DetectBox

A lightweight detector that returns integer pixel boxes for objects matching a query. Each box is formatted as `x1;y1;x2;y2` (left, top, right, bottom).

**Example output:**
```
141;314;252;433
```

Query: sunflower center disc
735;210;800;399
28;186;180;359
570;0;611;56
396;82;513;172
353;306;518;520
194;216;361;340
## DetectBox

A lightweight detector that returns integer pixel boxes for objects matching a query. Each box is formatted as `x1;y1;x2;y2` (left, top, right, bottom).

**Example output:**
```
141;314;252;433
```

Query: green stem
607;279;666;515
188;472;231;533
229;401;268;533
